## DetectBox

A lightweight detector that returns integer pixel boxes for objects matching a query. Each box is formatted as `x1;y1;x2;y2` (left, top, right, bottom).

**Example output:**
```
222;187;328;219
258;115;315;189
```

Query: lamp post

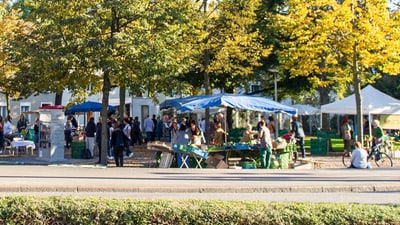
267;67;278;102
268;67;279;139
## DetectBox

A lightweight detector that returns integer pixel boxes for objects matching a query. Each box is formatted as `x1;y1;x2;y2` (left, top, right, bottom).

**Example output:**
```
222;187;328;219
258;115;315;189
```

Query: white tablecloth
11;140;36;149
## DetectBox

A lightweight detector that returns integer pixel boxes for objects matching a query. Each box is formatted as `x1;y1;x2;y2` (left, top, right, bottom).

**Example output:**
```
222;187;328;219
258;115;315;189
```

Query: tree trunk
318;86;330;129
119;86;126;118
100;70;111;165
353;44;364;145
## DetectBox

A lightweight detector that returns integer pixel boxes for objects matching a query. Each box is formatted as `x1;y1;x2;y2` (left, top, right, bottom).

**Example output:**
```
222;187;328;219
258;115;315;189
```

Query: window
41;102;52;107
250;84;261;93
20;103;31;125
141;105;149;124
0;102;6;118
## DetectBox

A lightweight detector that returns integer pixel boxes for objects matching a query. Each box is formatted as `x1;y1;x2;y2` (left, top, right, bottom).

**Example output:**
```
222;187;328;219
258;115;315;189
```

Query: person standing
170;121;179;145
152;114;157;141
64;115;73;149
33;117;40;147
213;122;227;145
0;116;4;153
350;141;371;169
122;117;133;158
340;116;352;154
85;117;96;158
143;115;154;143
176;124;190;167
111;120;125;167
291;115;306;158
267;116;276;139
258;120;272;169
17;114;27;134
372;119;384;147
4;115;13;140
131;116;141;145
189;120;204;146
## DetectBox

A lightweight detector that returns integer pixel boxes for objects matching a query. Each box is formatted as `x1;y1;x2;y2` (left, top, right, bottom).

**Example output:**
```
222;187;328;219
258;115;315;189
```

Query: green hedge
0;196;399;224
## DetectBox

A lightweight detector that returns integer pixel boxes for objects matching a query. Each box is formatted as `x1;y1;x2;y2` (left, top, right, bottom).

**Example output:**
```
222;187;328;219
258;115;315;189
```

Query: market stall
160;94;298;169
64;101;115;159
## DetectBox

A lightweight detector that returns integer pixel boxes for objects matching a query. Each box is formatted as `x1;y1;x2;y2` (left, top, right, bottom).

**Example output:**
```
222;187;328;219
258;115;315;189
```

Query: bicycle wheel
373;152;393;168
342;152;352;167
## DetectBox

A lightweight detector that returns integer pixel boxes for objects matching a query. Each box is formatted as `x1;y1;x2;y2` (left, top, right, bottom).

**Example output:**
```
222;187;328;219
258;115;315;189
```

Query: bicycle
342;143;393;168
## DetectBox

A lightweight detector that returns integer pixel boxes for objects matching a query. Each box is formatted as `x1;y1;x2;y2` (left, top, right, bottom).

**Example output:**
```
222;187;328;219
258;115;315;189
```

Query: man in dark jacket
291;115;306;158
85;117;96;158
111;120;126;167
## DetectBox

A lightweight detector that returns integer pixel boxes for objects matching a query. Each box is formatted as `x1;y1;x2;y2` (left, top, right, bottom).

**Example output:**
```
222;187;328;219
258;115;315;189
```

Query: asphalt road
0;165;399;204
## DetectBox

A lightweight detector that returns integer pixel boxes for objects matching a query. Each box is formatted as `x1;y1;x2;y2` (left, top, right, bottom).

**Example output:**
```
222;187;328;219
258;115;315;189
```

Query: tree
271;0;400;143
182;0;271;134
13;0;198;165
0;2;27;114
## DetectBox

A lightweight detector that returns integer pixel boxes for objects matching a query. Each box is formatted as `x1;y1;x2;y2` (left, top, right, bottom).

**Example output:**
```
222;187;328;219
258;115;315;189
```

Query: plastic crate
278;152;291;169
234;143;250;150
310;138;328;155
240;161;257;169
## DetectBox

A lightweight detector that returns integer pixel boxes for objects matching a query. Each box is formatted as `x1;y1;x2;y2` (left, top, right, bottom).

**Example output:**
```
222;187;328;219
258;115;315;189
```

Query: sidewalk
0;165;399;194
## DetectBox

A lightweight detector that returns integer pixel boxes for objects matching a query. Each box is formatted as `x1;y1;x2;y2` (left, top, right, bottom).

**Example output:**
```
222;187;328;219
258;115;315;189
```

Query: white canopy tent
321;85;400;137
321;85;400;115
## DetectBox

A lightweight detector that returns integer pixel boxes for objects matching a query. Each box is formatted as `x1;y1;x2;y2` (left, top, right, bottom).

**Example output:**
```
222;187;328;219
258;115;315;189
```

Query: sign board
379;115;400;130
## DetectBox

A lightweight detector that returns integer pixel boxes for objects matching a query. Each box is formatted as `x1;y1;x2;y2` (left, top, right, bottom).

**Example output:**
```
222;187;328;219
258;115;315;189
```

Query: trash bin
71;142;85;159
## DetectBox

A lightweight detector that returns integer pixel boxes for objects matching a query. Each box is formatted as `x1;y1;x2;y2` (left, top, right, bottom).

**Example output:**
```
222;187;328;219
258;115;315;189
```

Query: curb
1;185;400;194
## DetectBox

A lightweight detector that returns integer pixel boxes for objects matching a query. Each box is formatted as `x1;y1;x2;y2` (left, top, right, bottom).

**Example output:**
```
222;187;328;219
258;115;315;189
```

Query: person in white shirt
4;115;13;139
350;141;371;169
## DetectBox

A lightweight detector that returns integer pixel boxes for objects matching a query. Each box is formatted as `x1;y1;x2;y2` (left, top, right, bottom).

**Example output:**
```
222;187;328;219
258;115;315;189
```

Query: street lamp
267;67;278;102
268;67;279;139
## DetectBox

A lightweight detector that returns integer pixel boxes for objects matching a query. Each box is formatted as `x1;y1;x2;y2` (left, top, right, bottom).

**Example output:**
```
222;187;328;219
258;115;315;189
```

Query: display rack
40;124;51;148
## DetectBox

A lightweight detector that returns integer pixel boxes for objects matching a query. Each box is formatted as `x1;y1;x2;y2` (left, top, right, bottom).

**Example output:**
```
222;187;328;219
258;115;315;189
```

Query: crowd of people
62;111;310;169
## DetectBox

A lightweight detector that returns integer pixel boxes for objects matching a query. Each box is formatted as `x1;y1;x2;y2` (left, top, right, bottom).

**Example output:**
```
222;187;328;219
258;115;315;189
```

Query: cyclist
349;141;371;169
371;119;383;147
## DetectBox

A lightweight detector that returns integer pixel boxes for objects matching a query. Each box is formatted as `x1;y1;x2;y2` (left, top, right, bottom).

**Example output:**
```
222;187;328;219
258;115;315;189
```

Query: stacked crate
310;138;329;155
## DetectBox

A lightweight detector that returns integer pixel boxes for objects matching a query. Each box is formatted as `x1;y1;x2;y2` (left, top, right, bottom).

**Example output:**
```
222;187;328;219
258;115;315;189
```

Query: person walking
85;117;96;158
258;120;272;169
111;120;126;167
291;115;306;158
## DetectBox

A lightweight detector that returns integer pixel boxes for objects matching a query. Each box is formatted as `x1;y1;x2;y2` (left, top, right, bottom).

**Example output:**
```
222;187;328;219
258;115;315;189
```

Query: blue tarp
160;93;297;115
65;101;115;114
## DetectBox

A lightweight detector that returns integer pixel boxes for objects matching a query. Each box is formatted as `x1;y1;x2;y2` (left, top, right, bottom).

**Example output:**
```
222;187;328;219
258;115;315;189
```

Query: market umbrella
65;101;115;114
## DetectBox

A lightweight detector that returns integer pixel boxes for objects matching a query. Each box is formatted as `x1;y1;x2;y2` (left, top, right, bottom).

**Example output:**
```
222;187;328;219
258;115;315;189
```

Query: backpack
82;148;92;159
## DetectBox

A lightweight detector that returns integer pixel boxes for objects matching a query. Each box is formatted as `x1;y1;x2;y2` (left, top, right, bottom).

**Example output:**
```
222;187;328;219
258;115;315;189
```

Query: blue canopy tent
65;101;115;114
160;94;297;141
177;93;297;115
